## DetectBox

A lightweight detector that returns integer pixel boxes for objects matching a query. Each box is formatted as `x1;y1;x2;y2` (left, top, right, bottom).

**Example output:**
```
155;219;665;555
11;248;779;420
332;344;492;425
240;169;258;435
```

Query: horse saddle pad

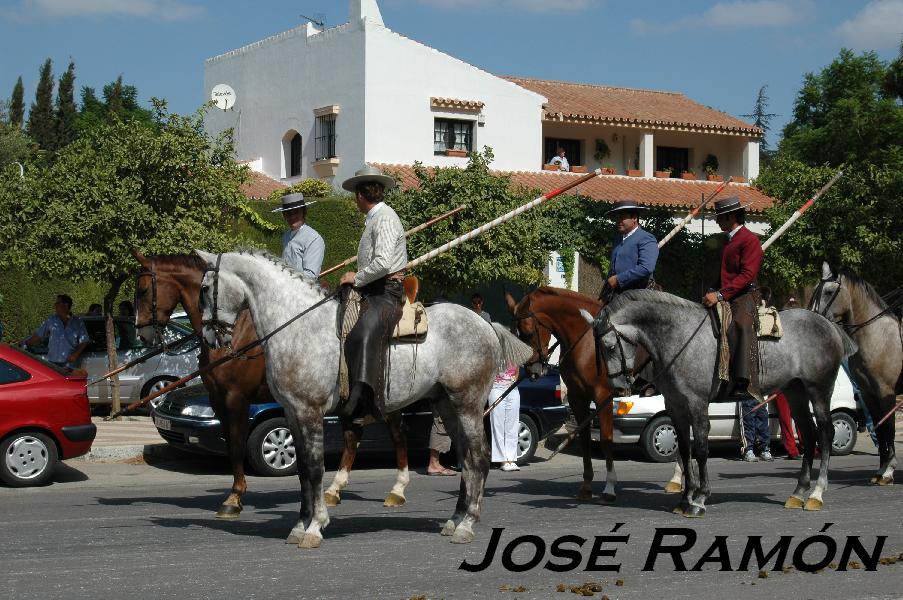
757;305;783;339
393;298;428;343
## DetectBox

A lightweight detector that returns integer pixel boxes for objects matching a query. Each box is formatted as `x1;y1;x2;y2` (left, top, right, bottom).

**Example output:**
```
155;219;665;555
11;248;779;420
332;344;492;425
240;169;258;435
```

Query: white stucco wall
363;23;545;173
204;21;367;183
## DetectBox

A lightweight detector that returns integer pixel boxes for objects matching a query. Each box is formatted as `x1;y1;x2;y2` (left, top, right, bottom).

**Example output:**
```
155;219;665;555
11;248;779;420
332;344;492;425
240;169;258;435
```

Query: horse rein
811;274;898;334
201;253;236;349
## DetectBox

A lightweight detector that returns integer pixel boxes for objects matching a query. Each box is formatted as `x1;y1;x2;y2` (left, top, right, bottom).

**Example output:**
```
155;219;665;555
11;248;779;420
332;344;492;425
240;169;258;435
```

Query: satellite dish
211;84;236;111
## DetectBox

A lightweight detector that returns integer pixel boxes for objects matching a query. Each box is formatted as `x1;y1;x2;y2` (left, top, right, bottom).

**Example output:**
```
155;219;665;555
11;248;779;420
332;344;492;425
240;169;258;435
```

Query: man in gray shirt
338;166;408;423
273;192;325;279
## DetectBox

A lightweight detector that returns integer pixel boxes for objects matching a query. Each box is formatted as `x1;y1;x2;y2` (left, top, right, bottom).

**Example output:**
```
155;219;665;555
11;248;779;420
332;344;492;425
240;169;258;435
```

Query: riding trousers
344;277;404;408
727;290;762;399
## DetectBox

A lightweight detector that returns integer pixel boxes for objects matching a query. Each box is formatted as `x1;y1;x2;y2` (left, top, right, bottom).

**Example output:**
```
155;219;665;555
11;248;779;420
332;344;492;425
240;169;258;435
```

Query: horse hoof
286;532;302;545
298;533;322;549
597;494;616;505
440;519;457;536
671;505;686;515
664;482;683;494
877;476;894;486
215;504;242;519
683;505;706;518
383;492;406;507
784;496;804;509
323;492;341;507
575;489;593;502
869;475;879;485
803;498;823;511
450;528;475;544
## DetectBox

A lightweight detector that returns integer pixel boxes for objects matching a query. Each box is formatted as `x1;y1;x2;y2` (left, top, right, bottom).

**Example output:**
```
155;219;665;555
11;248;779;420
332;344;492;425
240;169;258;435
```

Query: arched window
282;130;302;178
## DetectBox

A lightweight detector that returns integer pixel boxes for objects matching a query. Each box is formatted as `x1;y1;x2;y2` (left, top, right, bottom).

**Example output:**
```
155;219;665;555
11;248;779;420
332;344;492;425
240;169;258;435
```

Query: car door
81;318;155;404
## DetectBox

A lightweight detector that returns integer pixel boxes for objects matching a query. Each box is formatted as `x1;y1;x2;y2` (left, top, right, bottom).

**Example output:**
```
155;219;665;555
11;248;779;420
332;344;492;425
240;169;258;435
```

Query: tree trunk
103;276;126;418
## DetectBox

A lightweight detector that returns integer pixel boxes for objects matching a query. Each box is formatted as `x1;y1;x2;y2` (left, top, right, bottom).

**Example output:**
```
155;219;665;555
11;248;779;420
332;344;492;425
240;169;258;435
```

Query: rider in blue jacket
605;199;659;296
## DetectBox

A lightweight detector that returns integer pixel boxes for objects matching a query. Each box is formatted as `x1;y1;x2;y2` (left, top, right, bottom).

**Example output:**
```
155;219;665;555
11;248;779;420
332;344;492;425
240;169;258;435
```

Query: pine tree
26;59;56;151
742;85;778;161
55;61;77;149
9;77;24;128
106;75;124;118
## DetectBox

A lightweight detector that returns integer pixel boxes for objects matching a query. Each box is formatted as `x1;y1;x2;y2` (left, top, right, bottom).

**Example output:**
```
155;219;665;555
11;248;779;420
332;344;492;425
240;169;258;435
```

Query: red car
0;344;96;487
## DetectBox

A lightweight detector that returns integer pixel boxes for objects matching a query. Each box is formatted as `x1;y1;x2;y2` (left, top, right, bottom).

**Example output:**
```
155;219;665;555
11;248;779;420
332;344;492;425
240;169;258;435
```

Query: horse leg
383;411;410;507
451;404;489;545
432;396;464;537
665;459;684;494
597;399;617;505
684;414;711;518
785;385;814;509
284;409;329;549
571;398;594;501
213;389;250;520
868;394;896;486
324;420;362;507
669;409;695;516
803;390;834;511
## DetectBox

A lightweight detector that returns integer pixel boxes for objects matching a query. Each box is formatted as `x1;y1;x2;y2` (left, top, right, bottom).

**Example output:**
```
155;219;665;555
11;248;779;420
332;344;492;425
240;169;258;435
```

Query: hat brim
271;200;319;213
605;205;649;217
711;201;753;217
341;173;396;193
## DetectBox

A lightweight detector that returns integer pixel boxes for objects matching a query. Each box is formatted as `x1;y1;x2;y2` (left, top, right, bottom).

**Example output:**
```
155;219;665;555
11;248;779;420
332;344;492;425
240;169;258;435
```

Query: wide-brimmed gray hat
711;196;752;217
271;192;318;213
605;199;649;217
341;165;396;193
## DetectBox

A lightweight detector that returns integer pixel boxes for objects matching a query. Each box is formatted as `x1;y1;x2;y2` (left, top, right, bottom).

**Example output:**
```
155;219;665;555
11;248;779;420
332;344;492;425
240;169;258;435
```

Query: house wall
203;22;367;184
363;23;546;173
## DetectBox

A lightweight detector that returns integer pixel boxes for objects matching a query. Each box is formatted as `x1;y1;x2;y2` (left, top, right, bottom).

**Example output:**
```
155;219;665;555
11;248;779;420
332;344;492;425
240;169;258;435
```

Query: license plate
154;416;171;431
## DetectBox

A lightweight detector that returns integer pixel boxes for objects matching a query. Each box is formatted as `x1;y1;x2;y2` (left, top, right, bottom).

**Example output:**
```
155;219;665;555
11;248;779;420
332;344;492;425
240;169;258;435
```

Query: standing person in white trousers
489;365;521;471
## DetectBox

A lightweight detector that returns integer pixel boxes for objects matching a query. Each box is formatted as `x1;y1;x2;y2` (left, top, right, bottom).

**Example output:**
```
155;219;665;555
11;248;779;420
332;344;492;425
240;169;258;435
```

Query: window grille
315;114;337;161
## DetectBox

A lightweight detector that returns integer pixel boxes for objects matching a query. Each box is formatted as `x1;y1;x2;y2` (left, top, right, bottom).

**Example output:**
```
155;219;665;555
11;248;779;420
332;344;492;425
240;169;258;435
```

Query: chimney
349;0;384;26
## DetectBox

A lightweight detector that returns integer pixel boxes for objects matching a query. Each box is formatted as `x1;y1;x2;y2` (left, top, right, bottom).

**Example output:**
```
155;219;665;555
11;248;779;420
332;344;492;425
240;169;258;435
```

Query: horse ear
821;261;834;280
194;249;215;265
131;248;150;267
504;291;518;314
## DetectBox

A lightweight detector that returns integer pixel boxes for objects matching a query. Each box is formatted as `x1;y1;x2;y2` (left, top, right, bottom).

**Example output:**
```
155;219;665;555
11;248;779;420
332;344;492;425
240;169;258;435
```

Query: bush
268;178;333;201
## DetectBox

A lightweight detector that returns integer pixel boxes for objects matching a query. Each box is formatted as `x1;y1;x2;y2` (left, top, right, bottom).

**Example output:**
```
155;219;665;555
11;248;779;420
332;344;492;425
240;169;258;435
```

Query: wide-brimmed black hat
271;192;318;213
341;165;396;193
605;199;649;217
711;196;752;217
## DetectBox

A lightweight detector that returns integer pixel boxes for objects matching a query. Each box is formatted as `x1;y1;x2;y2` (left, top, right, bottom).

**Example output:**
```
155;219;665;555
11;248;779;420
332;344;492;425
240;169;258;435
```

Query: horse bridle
810;273;895;334
510;309;555;371
595;321;634;385
201;253;236;349
134;263;164;341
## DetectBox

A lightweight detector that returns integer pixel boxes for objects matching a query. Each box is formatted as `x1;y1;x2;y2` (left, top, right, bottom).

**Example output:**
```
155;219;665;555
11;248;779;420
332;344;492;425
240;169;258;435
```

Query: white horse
195;249;531;548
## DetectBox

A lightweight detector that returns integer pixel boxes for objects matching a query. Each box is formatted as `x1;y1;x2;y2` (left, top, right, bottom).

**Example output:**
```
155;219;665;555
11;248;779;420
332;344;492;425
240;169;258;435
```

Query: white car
592;369;860;462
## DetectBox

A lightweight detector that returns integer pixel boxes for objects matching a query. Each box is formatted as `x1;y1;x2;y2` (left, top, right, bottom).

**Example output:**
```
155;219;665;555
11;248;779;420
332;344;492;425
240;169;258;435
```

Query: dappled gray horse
811;262;902;485
583;290;850;517
196;249;531;548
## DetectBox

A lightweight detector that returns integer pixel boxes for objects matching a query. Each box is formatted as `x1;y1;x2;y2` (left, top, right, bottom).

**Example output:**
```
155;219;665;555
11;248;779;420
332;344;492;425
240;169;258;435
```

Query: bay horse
196;249;532;547
506;287;620;503
811;262;902;485
585;290;851;516
132;251;413;519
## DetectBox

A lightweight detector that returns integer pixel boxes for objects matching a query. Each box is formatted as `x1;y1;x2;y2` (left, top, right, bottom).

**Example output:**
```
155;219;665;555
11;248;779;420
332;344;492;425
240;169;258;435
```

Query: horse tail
833;322;858;360
490;322;533;371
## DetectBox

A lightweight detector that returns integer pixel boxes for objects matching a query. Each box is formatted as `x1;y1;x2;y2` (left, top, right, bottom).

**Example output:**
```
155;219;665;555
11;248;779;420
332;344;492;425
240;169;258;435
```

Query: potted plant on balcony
602;164;616;175
445;148;468;157
681;168;697;180
594;139;611;164
654;166;672;178
701;154;721;181
626;147;642;176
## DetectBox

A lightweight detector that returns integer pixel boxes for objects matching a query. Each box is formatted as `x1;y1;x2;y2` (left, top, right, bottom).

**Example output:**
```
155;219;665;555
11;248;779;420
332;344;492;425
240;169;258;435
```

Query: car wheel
641;415;679;463
141;376;179;413
0;432;58;487
247;417;297;477
831;411;858;456
515;414;540;465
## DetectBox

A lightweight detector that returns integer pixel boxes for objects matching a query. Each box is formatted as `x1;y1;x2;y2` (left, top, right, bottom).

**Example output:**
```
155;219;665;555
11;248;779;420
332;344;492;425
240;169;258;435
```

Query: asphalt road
2;438;902;600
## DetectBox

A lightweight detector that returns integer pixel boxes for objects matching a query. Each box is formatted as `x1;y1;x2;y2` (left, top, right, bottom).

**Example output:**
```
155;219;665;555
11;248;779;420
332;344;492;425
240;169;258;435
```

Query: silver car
68;317;199;409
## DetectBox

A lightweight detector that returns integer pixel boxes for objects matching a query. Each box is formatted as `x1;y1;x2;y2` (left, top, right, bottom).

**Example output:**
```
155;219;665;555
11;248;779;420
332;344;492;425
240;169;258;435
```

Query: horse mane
840;271;888;310
606;289;700;315
146;253;208;271
532;286;600;307
233;246;328;298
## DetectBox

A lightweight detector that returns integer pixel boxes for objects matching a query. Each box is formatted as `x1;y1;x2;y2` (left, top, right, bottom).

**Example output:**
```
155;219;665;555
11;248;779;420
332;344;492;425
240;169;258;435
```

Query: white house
205;0;778;294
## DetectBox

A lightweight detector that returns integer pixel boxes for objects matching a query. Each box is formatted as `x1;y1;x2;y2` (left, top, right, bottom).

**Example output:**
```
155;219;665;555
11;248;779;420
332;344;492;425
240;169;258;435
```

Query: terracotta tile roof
240;170;287;200
431;97;485;111
503;76;762;137
376;164;775;213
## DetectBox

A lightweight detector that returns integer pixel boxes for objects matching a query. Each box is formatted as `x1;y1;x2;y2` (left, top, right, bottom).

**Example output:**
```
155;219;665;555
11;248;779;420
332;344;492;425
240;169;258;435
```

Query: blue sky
2;0;901;147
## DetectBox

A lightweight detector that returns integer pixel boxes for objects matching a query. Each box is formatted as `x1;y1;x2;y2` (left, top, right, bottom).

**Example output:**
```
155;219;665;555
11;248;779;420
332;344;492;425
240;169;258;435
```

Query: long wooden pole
876;395;903;427
657;176;733;248
319;205;466;277
761;170;843;251
405;169;602;270
86;332;196;386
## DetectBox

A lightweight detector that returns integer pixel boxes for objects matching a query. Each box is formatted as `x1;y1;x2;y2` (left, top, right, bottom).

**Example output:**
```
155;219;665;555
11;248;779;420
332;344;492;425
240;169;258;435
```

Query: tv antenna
300;13;326;28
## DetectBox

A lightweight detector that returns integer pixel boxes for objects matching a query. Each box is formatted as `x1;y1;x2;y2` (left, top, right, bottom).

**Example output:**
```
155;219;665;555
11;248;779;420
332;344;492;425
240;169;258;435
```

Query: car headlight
615;400;634;416
181;405;215;418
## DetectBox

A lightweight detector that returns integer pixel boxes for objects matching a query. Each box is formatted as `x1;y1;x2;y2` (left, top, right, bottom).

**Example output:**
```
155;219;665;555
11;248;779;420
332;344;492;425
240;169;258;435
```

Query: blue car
150;368;567;476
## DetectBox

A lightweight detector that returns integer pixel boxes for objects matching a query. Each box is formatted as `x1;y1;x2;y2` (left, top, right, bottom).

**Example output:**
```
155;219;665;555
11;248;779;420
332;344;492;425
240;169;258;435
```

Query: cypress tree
26;59;56;151
9;77;24;128
106;75;124;118
55;61;77;149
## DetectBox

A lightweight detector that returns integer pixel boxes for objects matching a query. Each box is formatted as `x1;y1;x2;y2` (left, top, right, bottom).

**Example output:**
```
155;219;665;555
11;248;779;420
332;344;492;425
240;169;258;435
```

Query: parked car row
151;367;569;476
592;368;860;462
